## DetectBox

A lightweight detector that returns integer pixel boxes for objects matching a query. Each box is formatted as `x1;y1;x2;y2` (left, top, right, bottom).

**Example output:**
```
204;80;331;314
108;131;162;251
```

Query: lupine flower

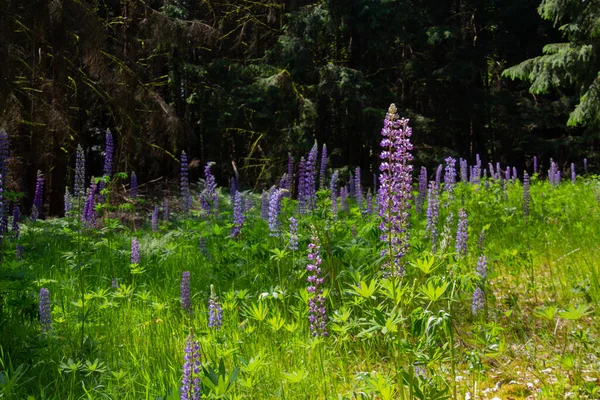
505;167;511;182
365;191;373;215
476;255;487;279
0;175;4;240
438;212;454;253
584;158;588;174
0;130;8;187
201;162;217;212
533;156;538;174
152;205;159;232
426;181;440;252
287;153;294;193
444;157;456;195
181;333;201;400
181;271;191;312
512;167;517;183
348;173;355;198
261;190;269;220
319;144;328;189
305;143;318;210
278;173;287;190
378;104;414;275
549;161;557;186
231;191;244;237
472;287;485;315
435;164;442;189
473;154;482;184
416;166;427;214
460;158;468;182
31;170;44;220
64;187;73;215
130;172;138;199
243;193;252;213
12;205;20;238
495;162;501;180
488;163;495;180
164;198;169;221
306;228;327;337
330;170;339;217
268;188;285;236
523;172;530;217
82;180;97;228
103;130;114;177
297;157;307;213
180;151;191;213
208;284;223;330
355;167;363;208
131;238;140;264
477;229;485;252
39;288;52;332
340;186;348;212
74;144;86;200
456;209;468;257
472;255;487;315
571;163;576;184
289;216;298;250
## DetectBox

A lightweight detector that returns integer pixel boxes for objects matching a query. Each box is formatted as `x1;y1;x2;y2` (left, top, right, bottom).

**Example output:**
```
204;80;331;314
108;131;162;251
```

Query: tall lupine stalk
98;130;114;202
512;167;518;183
435;164;442;189
297;157;307;214
473;154;482;184
31;170;44;220
378;104;413;275
130;172;138;199
82;180;97;228
355;167;363;208
261;190;269;220
208;284;223;329
444;157;456;196
152;205;159;232
181;333;201;400
180;151;191;213
416;166;427;213
460;158;468;182
523;171;530;218
455;209;468;257
181;271;191;312
306;227;327;337
571;163;576;183
365;191;373;215
340;186;348;212
426;181;440;251
533;156;538;174
330;170;339;217
505;167;511;182
305;143;318;211
319;144;328;189
231;191;244;237
549;161;558;187
584;158;588;174
12;205;20;238
39;288;52;332
201;162;217;212
472;255;487;315
495;162;501;180
488;163;495;180
74;144;86;202
289;216;298;250
64;187;73;215
268;188;285;236
131;238;140;264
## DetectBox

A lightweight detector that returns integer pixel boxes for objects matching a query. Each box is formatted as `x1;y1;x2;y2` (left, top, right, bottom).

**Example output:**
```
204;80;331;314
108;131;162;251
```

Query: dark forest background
1;0;598;214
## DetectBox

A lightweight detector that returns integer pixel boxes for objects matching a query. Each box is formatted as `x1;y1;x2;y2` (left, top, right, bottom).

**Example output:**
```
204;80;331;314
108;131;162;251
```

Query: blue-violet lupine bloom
103;130;114;177
130;172;138;199
39;288;52;332
307;228;327;337
31;170;44;220
476;255;487;279
181;271;191;312
365;191;373;215
416;166;427;214
201;162;217;212
533;156;538;174
268;188;285;236
549;161;557;187
319;144;328;189
64;187;73;215
473;154;482;184
297;157;307;214
152;205;159;232
181;333;201;400
355;167;363;208
74;144;86;200
444;157;456;195
460;158;468;183
488;163;495;180
340;186;348;212
82;180;97;228
289;216;298;250
378;104;414;275
472;286;485;315
287;153;294;193
512;167;518;183
261;190;269;220
180;151;191;213
523;171;530;217
455;209;468;257
330;170;339;217
426;181;439;251
505;167;511;182
208;284;223;330
435;164;442;189
231;191;244;237
12;205;20;238
495;162;501;180
571;162;576;184
305;143;318;210
131;238;140;264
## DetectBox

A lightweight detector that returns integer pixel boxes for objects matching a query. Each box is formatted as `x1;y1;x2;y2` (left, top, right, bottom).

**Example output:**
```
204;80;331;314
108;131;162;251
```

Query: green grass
1;175;600;399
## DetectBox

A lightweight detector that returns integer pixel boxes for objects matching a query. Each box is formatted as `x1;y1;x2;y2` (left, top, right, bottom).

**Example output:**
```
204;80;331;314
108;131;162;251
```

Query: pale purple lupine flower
330;170;339;217
201;162;217;212
426;181;439;251
319;144;328;189
208;284;223;330
131;238;140;264
180;151;191;213
495;162;501;180
584;158;588;174
152;205;159;232
416;166;427;214
378;104;413;274
130;172;138;199
231;191;244;237
456;209;468;257
181;332;201;400
103;130;114;177
181;271;191;312
355;167;363;208
287;153;294;193
476;255;487;279
472;287;485;315
472;255;487;315
505;167;511;182
64;188;73;215
297;157;307;214
460;158;468;182
444;157;456;195
549;161;557;186
339;186;348;212
435;164;442;189
268;188;285;236
82;180;97;228
305;143;318;210
533;156;538;174
261;190;269;220
512;167;517;183
289;216;298;250
31;170;44;220
523;171;530;217
473;154;482;184
39;288;52;332
571;163;576;184
306;228;327;337
74;144;86;200
365;191;373;215
11;205;20;238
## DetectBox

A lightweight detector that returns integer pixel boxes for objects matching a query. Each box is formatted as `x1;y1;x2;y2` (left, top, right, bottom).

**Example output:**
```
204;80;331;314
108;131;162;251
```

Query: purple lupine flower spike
306;227;327;337
82;180;97;228
505;167;511;182
365;191;373;215
201;162;217;212
181;271;191;312
330;170;339;217
231;191;244;237
31;170;44;220
39;288;52;332
533;156;538;174
289;216;298;250
571;163;576;184
444;157;456;196
355;167;363;209
512;167;517;183
261;190;269;220
416;166;427;214
523;171;530;218
180;151;191;213
305;143;318;210
584;158;588;174
64;187;73;215
339;186;347;212
460;158;468;183
208;284;223;330
287;153;294;193
152;205;159;232
268;188;285;236
426;181;439;252
130;172;138;199
103;130;114;177
74;144;86;200
297;157;306;214
131;238;140;264
319;144;328;189
455;209;468;257
182;332;202;400
378;104;414;275
435;164;442;189
472;255;487;315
